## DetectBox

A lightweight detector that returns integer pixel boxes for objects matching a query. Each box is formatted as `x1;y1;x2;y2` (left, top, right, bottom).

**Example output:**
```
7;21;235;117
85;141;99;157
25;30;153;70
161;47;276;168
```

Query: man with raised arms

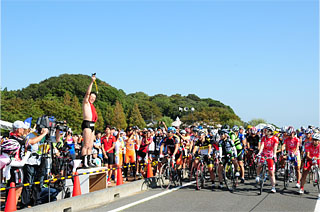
81;74;98;168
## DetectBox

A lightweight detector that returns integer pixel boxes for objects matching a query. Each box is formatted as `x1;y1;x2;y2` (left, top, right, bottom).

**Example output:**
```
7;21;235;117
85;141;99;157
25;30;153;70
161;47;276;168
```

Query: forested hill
1;74;242;133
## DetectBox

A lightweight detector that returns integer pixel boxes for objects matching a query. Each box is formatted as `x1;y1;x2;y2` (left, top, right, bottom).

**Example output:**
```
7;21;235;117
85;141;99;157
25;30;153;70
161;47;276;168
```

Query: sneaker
271;187;276;193
295;183;300;188
299;188;304;194
240;178;245;183
219;183;223;189
235;172;240;177
280;169;285;175
289;178;293;183
212;184;215;191
255;176;260;183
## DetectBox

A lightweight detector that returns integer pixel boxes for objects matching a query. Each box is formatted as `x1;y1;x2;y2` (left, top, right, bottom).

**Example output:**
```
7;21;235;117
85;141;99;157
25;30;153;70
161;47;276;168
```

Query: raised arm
83;75;96;104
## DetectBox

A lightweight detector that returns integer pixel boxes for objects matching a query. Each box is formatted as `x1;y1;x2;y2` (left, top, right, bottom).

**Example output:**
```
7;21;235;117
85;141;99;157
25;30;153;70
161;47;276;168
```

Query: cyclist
256;125;278;193
159;127;182;169
282;126;301;188
230;126;244;183
299;133;320;194
246;127;260;168
192;130;216;190
179;129;191;178
217;129;238;189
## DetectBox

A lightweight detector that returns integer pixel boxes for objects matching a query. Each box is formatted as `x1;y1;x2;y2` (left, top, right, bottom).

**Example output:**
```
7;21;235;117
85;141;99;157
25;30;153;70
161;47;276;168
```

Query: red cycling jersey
308;144;320;159
284;137;300;156
304;138;313;153
261;135;279;158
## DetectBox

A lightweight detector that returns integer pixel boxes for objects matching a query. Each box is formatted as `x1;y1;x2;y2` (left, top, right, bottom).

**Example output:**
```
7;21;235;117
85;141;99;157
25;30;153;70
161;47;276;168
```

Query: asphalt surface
82;178;319;212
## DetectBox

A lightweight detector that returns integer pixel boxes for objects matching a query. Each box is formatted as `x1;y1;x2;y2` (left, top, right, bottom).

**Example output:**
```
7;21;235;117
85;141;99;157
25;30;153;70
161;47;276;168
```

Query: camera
36;116;69;138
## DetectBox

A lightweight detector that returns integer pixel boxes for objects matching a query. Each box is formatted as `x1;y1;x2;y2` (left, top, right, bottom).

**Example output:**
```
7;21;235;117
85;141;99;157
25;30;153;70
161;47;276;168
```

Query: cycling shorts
237;151;244;162
303;159;320;171
287;155;301;167
258;157;274;171
137;151;148;163
125;150;136;164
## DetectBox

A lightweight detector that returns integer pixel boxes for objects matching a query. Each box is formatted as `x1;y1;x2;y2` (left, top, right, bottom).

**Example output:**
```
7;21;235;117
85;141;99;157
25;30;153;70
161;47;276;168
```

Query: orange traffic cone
116;167;123;186
147;161;153;178
5;182;16;212
72;172;81;197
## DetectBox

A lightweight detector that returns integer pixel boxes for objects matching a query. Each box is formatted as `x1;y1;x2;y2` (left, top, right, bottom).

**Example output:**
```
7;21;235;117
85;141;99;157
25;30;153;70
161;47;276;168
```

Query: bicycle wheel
284;163;289;189
224;163;233;192
316;168;320;193
159;164;171;189
196;163;204;190
259;165;266;195
231;164;236;191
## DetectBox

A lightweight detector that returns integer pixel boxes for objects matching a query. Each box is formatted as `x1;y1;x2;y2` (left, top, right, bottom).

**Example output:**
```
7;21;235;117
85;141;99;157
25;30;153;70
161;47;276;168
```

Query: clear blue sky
2;0;319;128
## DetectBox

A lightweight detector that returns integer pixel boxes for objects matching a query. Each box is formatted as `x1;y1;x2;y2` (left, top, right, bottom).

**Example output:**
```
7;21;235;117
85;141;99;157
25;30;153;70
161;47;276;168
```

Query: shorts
81;120;95;132
204;155;214;168
288;155;301;167
9;167;24;185
103;152;114;165
237;150;244;161
137;151;148;163
125;150;136;164
259;157;275;171
303;159;320;171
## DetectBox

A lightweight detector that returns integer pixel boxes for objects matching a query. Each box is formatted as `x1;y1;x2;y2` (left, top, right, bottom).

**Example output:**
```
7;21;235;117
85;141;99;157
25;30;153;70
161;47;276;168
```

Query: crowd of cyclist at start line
142;124;320;195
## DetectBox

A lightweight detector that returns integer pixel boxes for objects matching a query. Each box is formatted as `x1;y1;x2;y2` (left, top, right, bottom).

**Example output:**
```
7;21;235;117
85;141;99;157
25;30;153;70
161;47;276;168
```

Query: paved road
84;178;319;212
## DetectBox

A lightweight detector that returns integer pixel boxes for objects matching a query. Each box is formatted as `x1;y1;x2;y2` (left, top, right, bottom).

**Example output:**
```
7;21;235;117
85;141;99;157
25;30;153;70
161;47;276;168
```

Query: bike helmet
232;126;239;132
222;124;230;130
0;139;20;155
305;128;313;134
286;126;295;135
219;129;229;135
312;133;320;140
281;126;288;133
167;127;176;134
199;130;205;135
265;125;275;132
250;127;258;134
180;130;187;135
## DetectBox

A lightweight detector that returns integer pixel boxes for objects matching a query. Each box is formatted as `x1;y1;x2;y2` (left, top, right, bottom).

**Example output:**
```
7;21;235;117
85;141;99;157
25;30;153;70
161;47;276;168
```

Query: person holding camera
6;120;48;208
81;74;98;168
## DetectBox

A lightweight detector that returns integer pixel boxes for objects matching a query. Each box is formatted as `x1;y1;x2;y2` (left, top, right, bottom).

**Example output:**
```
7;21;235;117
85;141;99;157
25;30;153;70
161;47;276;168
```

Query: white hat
13;120;28;130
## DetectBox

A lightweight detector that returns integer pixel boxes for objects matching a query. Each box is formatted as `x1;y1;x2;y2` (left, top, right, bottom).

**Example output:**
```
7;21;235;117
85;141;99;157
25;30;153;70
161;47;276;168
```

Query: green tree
128;103;146;129
71;95;81;111
158;116;173;127
248;118;267;126
63;92;72;106
95;106;105;132
111;101;127;129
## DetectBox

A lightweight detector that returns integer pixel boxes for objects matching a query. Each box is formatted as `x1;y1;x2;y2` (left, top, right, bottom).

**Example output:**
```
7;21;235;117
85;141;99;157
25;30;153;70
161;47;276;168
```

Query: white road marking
315;194;320;212
108;181;196;212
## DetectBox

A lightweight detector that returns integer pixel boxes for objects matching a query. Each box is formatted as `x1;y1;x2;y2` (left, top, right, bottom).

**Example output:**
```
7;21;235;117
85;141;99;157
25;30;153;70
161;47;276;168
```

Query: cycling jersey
247;135;260;150
261;135;279;158
284;137;300;156
307;144;320;159
230;132;243;151
303;137;313;153
162;136;180;155
219;138;235;156
194;138;212;155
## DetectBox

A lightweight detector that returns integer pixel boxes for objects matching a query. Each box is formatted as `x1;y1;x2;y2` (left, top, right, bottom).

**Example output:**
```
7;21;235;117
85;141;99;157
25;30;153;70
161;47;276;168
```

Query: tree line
1;74;243;133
